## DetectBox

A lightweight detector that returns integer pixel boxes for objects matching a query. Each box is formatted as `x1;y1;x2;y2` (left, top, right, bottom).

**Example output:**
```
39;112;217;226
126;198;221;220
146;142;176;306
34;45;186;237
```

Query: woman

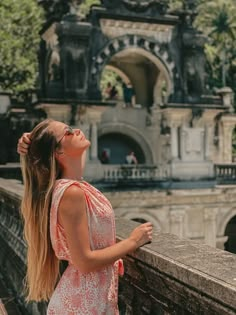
17;119;153;314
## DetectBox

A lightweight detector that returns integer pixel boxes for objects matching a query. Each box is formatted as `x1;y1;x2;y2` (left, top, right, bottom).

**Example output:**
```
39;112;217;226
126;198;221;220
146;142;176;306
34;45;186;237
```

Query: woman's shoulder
57;181;86;219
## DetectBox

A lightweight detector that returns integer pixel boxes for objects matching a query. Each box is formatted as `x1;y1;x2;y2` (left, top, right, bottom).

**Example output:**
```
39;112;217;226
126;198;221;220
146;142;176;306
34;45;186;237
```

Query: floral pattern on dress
47;179;123;315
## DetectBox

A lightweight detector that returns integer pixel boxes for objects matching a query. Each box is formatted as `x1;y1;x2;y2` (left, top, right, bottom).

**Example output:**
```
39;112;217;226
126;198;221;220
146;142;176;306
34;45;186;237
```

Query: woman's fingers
22;133;31;144
17;132;31;155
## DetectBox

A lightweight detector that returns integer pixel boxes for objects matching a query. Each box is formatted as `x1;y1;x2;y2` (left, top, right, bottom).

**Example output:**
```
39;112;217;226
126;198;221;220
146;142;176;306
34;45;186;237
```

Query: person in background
109;85;118;100
100;148;110;164
122;82;135;108
126;151;138;165
17;119;152;314
104;82;112;100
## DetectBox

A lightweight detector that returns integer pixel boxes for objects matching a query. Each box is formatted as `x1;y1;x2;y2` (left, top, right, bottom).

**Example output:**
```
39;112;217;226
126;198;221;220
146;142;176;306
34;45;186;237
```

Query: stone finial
216;87;234;111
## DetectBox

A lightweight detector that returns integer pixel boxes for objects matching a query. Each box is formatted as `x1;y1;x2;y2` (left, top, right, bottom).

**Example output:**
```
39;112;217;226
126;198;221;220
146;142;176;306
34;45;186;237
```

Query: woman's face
49;121;90;157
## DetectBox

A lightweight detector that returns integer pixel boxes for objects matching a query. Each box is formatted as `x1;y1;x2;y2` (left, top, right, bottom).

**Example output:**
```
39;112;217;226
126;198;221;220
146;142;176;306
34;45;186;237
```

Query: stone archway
105;65;130;85
218;208;236;237
224;215;236;254
98;122;154;164
98;132;145;164
91;35;175;106
124;212;162;231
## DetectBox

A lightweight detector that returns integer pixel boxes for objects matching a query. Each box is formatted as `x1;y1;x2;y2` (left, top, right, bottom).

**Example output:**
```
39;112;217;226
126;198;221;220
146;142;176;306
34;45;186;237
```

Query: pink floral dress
47;179;124;315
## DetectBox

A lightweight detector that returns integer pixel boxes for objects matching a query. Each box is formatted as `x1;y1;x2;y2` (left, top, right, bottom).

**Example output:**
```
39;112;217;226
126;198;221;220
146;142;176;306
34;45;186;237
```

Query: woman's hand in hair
129;222;153;248
17;132;31;155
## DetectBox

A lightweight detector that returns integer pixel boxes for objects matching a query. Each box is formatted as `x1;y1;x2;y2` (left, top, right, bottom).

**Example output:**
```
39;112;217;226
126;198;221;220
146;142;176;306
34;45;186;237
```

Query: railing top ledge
0;178;23;202
116;217;236;310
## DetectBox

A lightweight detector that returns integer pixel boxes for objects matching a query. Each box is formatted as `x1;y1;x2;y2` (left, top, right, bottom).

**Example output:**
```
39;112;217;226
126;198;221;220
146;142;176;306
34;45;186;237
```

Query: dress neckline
56;178;85;183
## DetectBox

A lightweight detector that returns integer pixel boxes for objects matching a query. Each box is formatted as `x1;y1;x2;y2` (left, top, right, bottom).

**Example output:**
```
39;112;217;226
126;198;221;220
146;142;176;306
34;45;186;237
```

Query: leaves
79;0;101;16
0;0;44;94
194;0;236;89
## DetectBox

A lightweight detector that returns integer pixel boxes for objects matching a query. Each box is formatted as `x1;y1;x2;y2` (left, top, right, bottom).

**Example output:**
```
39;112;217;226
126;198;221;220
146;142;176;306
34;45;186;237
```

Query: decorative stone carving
101;0;169;15
100;19;174;42
180;127;205;161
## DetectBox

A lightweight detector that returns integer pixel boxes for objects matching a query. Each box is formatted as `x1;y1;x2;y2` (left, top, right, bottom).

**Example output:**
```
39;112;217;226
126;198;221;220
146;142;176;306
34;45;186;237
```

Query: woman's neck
61;159;84;181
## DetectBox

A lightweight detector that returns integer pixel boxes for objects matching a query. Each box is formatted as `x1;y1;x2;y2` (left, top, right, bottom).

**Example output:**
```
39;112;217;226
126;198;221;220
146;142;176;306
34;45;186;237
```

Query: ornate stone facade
36;0;236;181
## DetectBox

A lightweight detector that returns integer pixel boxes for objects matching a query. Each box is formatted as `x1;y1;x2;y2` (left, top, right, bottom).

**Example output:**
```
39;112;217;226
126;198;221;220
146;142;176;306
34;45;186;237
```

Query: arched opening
98;132;145;164
99;47;171;109
224;215;236;254
132;218;147;224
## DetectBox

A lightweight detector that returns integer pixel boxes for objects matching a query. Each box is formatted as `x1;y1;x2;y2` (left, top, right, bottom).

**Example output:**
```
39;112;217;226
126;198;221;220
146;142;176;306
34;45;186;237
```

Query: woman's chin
85;140;91;147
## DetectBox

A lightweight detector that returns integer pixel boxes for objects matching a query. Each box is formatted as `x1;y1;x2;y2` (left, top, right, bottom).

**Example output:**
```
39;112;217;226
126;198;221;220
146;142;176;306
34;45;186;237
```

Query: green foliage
195;0;236;88
79;0;101;17
0;0;44;95
168;0;183;11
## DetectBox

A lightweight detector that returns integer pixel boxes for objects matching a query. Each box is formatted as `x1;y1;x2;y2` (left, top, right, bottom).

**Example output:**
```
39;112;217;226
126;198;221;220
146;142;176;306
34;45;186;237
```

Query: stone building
34;0;236;252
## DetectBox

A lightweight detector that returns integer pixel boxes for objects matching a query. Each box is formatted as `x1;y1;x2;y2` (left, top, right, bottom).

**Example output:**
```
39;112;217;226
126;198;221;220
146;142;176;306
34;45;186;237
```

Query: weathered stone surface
116;217;236;314
0;178;236;314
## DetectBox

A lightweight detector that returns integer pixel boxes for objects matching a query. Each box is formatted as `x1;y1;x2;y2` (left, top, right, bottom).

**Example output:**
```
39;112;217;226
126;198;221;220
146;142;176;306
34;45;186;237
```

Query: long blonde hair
21;119;61;301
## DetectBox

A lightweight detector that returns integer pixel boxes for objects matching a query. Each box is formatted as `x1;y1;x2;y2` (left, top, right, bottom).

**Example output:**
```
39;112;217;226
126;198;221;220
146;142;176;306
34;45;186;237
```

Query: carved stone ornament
38;0;83;20
101;0;168;13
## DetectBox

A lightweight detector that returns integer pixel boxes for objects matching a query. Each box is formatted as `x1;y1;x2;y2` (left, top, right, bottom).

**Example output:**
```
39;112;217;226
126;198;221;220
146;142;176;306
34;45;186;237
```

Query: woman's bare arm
58;185;153;273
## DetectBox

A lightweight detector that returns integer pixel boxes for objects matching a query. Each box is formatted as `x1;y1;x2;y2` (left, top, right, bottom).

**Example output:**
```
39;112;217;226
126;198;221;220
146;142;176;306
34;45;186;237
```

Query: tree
195;0;236;87
0;0;44;95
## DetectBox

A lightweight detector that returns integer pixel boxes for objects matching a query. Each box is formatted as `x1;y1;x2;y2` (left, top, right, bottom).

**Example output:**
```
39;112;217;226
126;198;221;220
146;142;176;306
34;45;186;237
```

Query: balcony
0;178;236;314
103;164;170;184
214;164;236;184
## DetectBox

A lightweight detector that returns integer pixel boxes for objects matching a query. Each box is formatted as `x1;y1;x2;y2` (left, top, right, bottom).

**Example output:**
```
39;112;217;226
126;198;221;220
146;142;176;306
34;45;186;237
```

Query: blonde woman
17;119;153;315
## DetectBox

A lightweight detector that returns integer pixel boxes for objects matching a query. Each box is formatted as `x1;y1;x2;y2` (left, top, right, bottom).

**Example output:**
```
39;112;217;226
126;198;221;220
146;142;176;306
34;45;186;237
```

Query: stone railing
0;178;236;315
0;179;47;315
103;164;170;182
214;164;236;184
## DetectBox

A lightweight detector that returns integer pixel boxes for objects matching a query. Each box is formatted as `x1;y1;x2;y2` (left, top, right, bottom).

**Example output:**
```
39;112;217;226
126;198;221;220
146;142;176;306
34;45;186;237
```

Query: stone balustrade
214;164;236;184
0;178;236;315
103;164;171;182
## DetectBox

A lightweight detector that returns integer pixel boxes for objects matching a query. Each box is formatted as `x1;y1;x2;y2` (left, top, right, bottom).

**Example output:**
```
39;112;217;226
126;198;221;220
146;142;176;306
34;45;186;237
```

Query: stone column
170;209;186;238
222;124;233;163
204;124;213;160
179;126;186;160
204;207;218;247
171;125;179;160
90;122;98;161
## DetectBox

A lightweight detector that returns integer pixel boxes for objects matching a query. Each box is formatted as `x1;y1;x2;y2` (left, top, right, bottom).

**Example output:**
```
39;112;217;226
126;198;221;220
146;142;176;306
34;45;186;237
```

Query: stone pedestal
171;160;214;180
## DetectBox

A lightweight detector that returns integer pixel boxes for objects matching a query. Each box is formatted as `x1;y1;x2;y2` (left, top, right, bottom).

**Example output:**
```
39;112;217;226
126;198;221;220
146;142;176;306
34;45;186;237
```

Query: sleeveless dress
47;179;124;315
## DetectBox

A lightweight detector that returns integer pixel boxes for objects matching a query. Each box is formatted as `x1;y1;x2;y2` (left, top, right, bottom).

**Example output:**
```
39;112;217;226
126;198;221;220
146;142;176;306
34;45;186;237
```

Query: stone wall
116;217;236;315
0;178;236;314
105;185;236;250
0;179;47;315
